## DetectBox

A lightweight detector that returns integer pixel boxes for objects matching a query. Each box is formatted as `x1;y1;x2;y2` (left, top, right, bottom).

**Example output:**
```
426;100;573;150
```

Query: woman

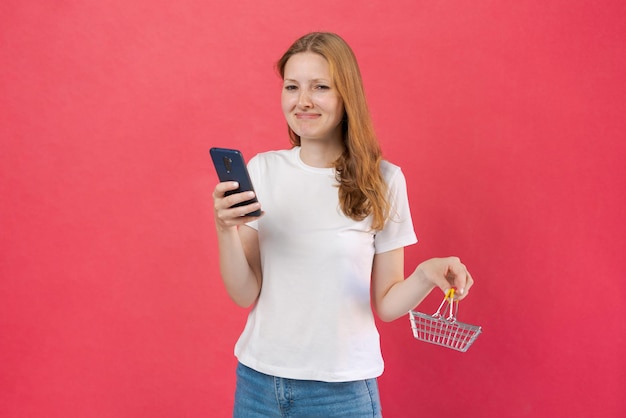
212;32;474;417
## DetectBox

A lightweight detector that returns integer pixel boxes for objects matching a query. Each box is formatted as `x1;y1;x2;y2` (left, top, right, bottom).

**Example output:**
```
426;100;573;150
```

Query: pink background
1;1;625;416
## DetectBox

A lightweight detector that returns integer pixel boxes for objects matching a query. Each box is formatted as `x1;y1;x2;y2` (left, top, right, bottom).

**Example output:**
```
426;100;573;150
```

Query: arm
213;181;263;308
371;249;474;322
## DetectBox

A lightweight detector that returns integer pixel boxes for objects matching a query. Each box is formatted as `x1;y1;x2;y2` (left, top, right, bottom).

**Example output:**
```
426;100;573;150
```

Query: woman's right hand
212;181;263;231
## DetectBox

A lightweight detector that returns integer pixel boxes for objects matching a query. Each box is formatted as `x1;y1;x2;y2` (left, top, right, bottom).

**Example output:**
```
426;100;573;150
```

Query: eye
284;84;298;91
314;84;330;90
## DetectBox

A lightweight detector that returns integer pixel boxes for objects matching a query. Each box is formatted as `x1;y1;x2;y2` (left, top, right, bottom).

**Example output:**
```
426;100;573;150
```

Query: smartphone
210;147;261;217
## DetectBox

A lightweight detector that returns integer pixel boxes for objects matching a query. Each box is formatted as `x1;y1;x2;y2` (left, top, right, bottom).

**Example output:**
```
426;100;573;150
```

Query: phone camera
223;156;233;173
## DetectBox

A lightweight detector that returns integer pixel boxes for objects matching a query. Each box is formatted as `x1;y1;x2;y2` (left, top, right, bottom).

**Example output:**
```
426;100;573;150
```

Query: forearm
375;256;474;322
216;227;261;308
376;267;437;322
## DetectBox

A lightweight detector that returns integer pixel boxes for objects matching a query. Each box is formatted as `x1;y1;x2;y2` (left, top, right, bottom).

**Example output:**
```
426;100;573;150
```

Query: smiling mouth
295;113;320;119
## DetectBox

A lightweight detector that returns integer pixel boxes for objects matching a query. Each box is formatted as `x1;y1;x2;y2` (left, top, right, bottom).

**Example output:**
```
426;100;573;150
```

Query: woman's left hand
413;257;474;300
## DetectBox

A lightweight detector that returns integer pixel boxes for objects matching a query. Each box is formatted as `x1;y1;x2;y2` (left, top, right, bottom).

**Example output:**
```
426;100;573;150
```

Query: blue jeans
233;362;383;417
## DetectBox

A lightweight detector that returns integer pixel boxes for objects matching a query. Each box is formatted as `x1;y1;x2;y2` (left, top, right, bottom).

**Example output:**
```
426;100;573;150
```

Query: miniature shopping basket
409;288;482;352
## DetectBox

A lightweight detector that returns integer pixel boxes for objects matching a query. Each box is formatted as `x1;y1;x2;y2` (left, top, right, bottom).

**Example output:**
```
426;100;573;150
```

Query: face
281;52;345;145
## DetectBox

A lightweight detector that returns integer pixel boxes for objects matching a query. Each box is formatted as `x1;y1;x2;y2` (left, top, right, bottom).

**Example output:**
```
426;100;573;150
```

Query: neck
298;140;344;168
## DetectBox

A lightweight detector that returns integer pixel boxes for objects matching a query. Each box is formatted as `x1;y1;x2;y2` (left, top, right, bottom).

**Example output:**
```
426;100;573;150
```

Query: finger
215;205;262;228
454;266;474;301
233;201;262;218
445;259;468;296
222;190;259;210
225;210;263;225
213;181;240;198
456;270;474;300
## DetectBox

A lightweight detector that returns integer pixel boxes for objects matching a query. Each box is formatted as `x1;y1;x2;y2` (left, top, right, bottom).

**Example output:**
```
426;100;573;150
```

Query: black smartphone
210;147;261;217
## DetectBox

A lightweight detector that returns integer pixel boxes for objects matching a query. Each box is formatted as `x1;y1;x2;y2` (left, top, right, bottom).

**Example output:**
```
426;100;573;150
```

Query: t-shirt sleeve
374;166;418;254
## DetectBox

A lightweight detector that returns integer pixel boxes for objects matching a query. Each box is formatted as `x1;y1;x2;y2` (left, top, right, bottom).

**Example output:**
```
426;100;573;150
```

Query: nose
298;90;312;108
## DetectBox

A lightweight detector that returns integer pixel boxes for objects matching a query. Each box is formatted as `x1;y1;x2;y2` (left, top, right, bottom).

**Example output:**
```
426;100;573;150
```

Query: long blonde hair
277;32;390;230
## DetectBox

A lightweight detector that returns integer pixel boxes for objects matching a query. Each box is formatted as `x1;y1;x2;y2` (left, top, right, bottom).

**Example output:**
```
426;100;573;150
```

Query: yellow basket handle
434;288;459;321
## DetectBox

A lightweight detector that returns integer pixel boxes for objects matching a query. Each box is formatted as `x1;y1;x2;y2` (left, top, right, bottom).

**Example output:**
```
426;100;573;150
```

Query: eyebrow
283;78;331;84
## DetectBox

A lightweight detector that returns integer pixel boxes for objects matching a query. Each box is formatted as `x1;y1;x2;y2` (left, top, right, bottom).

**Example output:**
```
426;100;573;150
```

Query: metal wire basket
409;288;482;352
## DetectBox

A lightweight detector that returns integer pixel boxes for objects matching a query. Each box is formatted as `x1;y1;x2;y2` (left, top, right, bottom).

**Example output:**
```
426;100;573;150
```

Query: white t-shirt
234;147;417;382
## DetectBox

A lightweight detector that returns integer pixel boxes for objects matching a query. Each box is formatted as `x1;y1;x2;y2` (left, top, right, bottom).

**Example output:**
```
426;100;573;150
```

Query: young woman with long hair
212;32;474;417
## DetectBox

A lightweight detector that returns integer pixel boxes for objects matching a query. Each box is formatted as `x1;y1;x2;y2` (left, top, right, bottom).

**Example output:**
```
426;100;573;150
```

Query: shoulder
380;159;405;185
